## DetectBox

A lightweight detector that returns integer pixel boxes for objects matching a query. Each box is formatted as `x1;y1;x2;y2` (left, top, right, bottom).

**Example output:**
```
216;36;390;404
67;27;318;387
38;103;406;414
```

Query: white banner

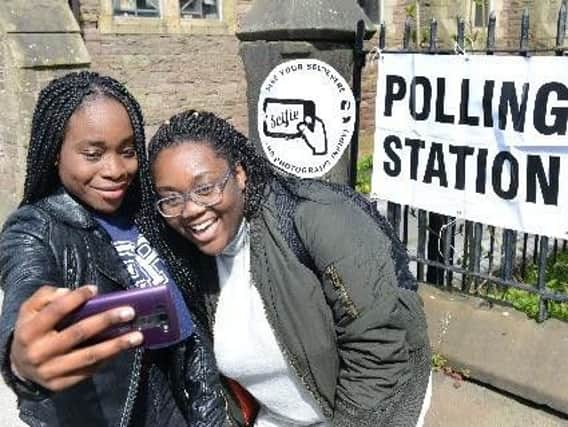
371;53;568;239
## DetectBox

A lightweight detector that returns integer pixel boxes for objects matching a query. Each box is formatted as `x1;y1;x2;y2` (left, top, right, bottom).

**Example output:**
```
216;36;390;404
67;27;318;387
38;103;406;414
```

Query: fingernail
55;287;71;295
83;285;98;296
128;332;143;346
118;307;135;321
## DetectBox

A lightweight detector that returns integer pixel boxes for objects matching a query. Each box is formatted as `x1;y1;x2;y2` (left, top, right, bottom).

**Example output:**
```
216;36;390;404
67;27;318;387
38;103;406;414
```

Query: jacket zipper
249;216;332;420
251;276;332;420
119;347;144;427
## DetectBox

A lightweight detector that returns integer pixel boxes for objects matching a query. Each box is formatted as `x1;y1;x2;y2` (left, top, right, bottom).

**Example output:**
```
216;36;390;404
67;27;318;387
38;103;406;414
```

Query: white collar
219;220;248;257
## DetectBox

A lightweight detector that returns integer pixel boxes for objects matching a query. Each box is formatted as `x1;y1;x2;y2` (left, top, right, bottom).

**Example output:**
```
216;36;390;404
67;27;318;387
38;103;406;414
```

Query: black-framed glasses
156;169;233;218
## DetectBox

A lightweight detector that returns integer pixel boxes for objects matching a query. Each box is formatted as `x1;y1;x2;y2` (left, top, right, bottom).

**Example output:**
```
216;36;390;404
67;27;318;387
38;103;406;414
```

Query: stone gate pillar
238;0;373;184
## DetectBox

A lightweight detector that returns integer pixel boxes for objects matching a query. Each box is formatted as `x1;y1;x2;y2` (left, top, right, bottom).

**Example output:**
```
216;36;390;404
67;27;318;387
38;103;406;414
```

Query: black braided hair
148;110;275;220
21;71;150;219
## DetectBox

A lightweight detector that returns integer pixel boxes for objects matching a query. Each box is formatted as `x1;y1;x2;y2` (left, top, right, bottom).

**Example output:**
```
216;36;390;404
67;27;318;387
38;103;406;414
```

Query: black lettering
526;155;560;205
499;82;529;132
483;80;495;127
476;149;488;194
384;75;406;117
404;138;425;181
423;143;448;187
383;135;402;176
404;138;425;180
409;77;432;120
435;78;455;124
449;145;475;190
492;152;519;200
459;79;480;126
533;82;568;136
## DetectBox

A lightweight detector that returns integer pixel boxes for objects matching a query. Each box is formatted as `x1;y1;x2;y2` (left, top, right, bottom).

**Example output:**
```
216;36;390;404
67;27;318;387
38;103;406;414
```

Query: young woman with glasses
148;110;432;427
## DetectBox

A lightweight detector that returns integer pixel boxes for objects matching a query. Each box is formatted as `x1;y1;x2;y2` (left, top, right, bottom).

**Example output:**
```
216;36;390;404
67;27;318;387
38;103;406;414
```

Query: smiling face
58;97;138;215
152;141;247;256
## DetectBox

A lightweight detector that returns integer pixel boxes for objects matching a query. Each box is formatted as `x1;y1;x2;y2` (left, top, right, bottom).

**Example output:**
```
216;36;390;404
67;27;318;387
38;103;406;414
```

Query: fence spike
520;7;529;53
403;16;412;49
556;3;567;53
537;236;550;322
379;21;386;49
487;10;496;52
429;18;438;52
457;16;465;49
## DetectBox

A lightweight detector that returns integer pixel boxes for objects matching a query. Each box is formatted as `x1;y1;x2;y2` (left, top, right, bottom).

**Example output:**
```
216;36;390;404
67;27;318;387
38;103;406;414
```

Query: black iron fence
351;5;568;322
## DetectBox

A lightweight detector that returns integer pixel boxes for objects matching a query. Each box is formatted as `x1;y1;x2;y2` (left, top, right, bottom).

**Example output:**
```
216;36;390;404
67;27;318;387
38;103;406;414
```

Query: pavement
420;283;568;415
425;370;568;427
1;369;567;426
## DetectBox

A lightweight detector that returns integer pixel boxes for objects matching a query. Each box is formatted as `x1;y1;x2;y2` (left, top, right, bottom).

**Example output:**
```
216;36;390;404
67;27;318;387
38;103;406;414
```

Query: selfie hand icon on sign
263;98;328;155
297;116;328;155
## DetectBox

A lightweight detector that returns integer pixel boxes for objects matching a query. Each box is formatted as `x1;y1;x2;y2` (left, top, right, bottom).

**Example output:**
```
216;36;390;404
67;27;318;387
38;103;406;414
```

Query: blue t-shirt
93;212;193;342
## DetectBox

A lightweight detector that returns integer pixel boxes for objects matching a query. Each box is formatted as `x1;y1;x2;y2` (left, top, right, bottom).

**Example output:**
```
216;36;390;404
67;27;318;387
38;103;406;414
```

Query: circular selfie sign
257;59;356;178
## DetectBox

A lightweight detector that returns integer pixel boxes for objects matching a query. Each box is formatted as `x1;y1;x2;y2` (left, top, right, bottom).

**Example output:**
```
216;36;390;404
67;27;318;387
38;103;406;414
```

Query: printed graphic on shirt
257;59;356;178
112;234;169;288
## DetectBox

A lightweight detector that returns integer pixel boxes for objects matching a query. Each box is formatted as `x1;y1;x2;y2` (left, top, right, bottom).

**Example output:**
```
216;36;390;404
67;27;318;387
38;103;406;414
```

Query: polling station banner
371;53;568;240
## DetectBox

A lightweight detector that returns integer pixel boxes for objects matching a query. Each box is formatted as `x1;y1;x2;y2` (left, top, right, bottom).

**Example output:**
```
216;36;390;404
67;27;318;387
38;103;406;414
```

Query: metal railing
357;5;568;322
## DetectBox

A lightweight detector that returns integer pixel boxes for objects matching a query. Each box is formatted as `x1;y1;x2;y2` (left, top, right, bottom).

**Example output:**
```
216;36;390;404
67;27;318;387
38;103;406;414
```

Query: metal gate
350;5;568;322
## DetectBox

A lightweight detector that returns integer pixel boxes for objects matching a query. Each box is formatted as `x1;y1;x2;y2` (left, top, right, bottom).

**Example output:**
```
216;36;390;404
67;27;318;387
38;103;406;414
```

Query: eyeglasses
156;169;233;218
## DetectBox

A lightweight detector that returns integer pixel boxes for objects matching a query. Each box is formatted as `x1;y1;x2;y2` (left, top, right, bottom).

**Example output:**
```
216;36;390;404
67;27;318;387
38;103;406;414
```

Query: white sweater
214;222;327;426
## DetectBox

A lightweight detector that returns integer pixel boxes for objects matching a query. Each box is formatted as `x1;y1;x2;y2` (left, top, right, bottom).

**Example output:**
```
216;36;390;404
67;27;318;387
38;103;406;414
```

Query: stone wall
0;0;89;221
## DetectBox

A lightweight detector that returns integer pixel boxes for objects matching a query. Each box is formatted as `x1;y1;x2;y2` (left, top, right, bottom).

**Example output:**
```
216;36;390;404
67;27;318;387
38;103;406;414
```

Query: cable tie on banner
368;47;383;63
437;217;459;259
454;42;469;60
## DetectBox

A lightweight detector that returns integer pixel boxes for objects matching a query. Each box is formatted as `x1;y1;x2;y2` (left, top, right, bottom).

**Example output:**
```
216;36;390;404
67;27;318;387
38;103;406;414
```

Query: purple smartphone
56;286;180;350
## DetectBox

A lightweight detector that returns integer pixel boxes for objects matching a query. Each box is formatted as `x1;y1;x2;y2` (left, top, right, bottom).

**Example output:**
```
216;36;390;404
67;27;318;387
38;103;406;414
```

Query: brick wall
78;0;252;137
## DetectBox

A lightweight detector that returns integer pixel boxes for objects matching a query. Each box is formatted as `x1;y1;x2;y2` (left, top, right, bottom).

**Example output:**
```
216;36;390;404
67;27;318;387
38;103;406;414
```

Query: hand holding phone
10;285;143;392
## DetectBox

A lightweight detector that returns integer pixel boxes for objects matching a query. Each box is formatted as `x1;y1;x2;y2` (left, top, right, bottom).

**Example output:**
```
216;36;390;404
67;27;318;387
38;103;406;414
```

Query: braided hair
148;110;275;220
22;71;150;213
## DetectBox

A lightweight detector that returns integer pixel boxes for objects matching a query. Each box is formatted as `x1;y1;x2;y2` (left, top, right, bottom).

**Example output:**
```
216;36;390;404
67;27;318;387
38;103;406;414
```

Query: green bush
355;155;373;195
487;250;568;321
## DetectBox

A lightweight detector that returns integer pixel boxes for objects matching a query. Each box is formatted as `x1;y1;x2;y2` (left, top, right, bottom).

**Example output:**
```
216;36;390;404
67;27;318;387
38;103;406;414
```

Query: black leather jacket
0;189;228;427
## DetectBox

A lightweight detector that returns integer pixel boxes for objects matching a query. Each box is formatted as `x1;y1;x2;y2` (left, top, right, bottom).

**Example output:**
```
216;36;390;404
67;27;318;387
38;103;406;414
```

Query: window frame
112;0;162;18
471;0;490;29
99;0;235;35
179;0;222;21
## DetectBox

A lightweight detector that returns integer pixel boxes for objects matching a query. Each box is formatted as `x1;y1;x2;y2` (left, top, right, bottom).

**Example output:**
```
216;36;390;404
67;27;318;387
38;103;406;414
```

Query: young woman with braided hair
149;110;433;426
0;73;227;426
